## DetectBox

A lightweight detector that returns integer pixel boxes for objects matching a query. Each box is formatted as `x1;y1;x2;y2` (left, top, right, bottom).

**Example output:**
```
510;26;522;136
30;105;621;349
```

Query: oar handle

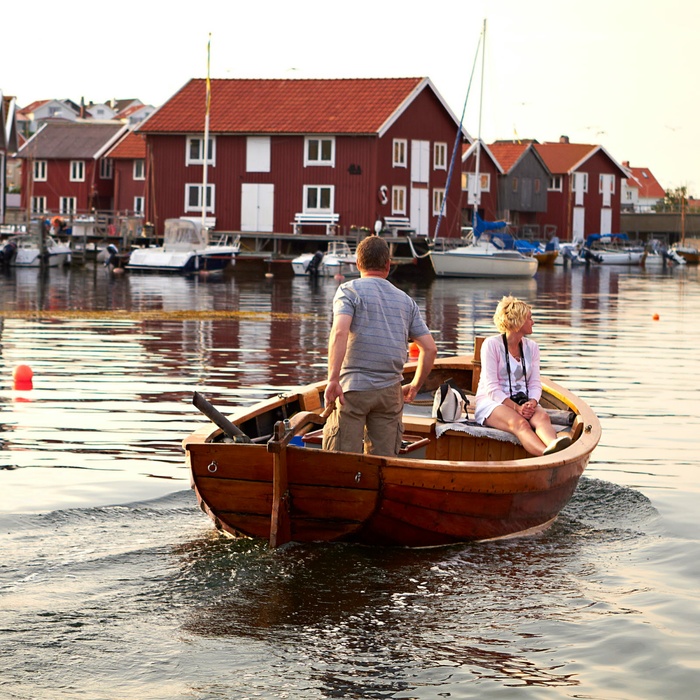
192;391;251;443
267;402;335;453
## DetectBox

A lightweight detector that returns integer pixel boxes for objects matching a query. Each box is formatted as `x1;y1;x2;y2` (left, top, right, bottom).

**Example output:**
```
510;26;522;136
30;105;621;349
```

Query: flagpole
202;33;211;233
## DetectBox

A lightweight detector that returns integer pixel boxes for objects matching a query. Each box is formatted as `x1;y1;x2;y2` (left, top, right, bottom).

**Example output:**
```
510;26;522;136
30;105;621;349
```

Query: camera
511;392;529;405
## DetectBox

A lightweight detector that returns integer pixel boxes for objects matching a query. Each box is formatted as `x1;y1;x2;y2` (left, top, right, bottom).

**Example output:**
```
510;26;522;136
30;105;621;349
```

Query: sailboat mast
202;34;212;232
472;18;486;226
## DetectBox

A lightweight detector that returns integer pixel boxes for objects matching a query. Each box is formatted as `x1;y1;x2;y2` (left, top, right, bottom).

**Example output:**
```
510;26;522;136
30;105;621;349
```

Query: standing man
323;236;437;456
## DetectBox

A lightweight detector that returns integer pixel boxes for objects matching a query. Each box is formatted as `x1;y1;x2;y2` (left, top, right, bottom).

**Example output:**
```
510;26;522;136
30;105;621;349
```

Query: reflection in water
2;262;700;699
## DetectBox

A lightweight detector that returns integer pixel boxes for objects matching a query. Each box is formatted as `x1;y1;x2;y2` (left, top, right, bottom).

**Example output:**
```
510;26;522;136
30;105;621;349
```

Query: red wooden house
17;121;127;217
534;137;628;242
461;140;503;228
137;77;469;237
104;130;147;216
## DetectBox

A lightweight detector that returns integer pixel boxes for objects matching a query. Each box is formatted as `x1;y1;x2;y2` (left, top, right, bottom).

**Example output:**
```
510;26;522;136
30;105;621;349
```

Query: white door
410;188;430;236
572;206;585;242
241;183;274;232
600;208;612;234
411;140;430;183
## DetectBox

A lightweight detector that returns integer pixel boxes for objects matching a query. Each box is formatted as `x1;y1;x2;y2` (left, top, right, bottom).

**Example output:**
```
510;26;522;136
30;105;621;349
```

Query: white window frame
33;160;47;182
31;196;47;213
548;175;563;191
246;136;271;172
392;186;407;215
134;196;144;214
599;173;616;194
70;160;85;182
432;188;446;215
571;172;589;192
433;142;448;170
184;183;215;213
186;135;216;166
100;158;113;180
302;185;334;212
393;139;407;167
133;159;145;181
304;136;335;167
60;196;77;214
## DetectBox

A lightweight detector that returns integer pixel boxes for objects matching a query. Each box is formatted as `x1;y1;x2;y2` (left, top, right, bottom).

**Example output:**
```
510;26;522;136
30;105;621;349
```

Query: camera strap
502;333;529;400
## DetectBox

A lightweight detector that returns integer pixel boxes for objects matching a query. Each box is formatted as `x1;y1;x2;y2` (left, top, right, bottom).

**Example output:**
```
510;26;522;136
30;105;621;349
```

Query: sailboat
428;20;538;279
671;195;699;264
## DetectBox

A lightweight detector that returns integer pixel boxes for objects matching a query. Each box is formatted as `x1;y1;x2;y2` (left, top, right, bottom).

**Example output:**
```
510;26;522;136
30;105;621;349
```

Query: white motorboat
126;219;239;274
291;240;358;277
579;233;644;265
0;232;71;268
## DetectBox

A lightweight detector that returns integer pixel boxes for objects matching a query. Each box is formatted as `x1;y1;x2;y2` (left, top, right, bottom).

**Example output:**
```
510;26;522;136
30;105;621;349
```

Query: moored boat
126;218;239;274
184;343;601;547
291;240;358;277
0;231;71;268
579;233;644;265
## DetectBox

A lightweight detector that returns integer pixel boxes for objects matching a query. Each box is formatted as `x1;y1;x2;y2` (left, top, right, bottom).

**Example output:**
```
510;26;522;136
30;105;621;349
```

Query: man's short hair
356;235;390;271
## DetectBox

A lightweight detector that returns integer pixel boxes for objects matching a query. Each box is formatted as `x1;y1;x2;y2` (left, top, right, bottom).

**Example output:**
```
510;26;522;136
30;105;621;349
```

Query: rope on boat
406;235;432;260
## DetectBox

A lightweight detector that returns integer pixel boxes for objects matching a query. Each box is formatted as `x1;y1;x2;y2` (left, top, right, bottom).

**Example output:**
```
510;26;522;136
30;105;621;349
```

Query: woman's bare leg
485;405;548;456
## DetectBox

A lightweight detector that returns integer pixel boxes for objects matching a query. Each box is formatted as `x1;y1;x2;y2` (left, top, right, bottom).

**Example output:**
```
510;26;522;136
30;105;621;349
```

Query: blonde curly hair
493;296;532;333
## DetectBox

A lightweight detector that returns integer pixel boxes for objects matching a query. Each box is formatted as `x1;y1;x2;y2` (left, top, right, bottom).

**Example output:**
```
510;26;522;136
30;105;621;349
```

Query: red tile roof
628;166;665;199
488;141;532;172
534;142;598;174
18;99;50;115
139;77;427;134
106;130;146;159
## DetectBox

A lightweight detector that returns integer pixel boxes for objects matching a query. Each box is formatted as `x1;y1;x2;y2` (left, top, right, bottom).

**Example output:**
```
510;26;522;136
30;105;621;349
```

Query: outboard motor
307;250;324;276
104;243;120;268
0;240;18;268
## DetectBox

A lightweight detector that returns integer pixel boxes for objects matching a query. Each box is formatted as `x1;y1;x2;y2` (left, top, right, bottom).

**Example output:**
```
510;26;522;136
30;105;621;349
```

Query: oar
267;403;335;548
192;391;252;443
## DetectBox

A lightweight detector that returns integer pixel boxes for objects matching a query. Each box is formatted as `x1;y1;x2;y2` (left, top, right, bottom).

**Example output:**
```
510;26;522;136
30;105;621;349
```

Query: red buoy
13;364;33;390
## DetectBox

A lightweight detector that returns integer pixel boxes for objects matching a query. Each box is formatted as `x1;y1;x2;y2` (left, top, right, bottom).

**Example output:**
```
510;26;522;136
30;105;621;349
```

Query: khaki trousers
322;382;404;456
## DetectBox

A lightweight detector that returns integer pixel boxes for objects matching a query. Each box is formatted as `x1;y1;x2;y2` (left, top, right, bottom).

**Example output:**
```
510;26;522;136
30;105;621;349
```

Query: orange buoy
652;313;660;321
408;342;420;358
13;364;33;390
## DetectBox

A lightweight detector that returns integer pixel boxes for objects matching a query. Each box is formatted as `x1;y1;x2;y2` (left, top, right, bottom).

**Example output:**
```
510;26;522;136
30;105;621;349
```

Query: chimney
559;135;570;144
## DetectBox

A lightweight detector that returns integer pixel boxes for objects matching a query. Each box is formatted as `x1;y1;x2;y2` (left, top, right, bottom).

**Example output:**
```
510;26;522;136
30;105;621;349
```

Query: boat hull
430;249;538;278
126;248;237;273
184;354;600;546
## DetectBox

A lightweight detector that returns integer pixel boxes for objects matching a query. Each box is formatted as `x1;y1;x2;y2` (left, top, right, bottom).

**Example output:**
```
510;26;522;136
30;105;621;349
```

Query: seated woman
474;296;571;456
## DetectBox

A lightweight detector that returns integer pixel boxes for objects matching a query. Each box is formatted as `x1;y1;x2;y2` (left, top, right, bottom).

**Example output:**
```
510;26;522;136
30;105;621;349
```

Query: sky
4;0;698;194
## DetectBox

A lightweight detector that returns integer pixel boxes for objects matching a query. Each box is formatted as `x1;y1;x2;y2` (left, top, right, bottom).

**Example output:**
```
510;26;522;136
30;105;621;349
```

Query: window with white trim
433;142;447;170
31;196;47;213
186;135;216;166
304;137;335;167
548;175;563;191
393;139;407;167
134;196;144;214
599;173;615;194
571;172;588;192
100;158;113;179
60;197;77;214
392;186;407;214
33;160;47;181
303;185;334;212
184;183;215;213
133;159;145;180
432;188;445;215
70;160;85;182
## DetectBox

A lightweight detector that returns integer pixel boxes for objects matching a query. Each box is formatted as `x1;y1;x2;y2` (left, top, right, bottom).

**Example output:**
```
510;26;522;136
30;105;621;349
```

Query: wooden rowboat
183;340;601;547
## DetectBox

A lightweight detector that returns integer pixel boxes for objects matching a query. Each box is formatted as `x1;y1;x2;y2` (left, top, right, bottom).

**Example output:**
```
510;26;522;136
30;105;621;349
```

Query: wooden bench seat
383;216;415;236
292;212;340;235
